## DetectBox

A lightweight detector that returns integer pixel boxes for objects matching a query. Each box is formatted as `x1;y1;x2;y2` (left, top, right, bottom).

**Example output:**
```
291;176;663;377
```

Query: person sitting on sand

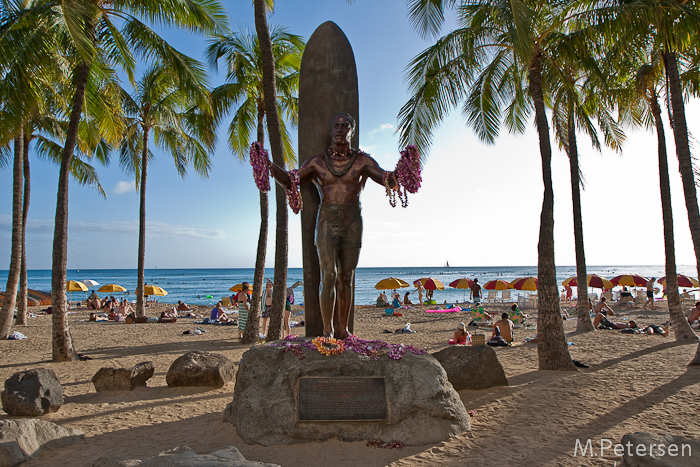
449;322;470;345
509;304;527;325
404;292;413;305
377;293;389;307
211;301;230;323
687;302;700;326
594;313;637;330
492;312;514;343
176;301;191;312
117;298;133;317
392;293;401;309
87;291;101;310
594;297;615;316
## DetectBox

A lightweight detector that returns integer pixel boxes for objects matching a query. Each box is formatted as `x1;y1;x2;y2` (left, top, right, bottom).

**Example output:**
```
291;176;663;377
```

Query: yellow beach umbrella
375;277;410;290
229;283;252;292
66;280;88;292
144;285;168;296
66;280;88;305
98;283;127;293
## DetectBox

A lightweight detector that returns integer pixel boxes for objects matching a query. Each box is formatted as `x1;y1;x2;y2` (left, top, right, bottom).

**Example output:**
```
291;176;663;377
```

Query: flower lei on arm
385;145;422;208
249;142;302;214
286;169;302;214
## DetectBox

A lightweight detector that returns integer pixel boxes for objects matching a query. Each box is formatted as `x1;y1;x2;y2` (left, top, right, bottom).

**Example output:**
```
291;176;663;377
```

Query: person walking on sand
643;277;656;310
412;282;424;309
260;280;273;338
469;278;482;304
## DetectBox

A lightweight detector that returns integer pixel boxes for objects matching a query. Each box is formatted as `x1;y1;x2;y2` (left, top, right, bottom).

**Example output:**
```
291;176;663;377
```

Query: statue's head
330;112;355;145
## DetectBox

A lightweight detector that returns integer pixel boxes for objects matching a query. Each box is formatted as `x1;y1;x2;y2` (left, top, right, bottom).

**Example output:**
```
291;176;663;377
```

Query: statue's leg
316;239;338;337
335;246;360;339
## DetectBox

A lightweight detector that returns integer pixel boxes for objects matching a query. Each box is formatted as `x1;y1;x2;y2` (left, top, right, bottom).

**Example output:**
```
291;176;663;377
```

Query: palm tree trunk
243;111;268;343
52;62;90;361
651;97;697;341
662;51;700;281
136;128;149;318
254;0;288;342
568;113;593;332
16;132;31;326
0;133;24;338
528;59;575;371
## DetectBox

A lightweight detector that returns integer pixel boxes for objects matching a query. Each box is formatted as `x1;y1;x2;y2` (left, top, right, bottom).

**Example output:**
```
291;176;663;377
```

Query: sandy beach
1;299;699;466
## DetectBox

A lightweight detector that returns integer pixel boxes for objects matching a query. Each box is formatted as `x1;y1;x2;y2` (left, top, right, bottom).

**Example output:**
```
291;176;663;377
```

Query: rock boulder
621;432;699;466
1;369;63;416
432;345;508;391
92;361;155;392
224;342;470;446
92;446;279;466
0;419;84;465
166;351;235;388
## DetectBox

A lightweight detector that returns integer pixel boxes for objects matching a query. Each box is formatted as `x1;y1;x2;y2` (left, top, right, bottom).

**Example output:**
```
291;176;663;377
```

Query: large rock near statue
432;345;508;391
92;446;279;467
166;351;235;388
92;361;155;392
0;419;84;466
1;369;63;416
224;343;470;445
621;432;699;466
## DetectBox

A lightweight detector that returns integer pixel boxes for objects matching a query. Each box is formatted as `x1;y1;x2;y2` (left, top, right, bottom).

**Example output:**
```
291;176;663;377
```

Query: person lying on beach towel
448;322;470;345
641;322;670;336
593;312;634;330
177;301;192;312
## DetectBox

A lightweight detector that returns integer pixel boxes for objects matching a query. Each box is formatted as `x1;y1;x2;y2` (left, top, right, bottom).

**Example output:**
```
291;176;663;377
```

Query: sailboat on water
444;260;450;268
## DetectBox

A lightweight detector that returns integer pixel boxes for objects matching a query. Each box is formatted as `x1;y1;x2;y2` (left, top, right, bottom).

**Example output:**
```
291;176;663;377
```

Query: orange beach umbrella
609;274;649;287
483;279;510;290
449;278;475;289
658;275;700;288
509;277;538;291
229;283;252;293
413;277;445;290
144;285;168;296
562;274;613;289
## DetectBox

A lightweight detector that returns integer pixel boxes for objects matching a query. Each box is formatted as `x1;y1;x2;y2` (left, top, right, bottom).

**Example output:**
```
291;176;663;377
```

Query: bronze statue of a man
272;112;396;338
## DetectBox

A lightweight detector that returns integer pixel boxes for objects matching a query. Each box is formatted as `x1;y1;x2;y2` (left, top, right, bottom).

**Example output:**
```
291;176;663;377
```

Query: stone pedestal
224;342;470;446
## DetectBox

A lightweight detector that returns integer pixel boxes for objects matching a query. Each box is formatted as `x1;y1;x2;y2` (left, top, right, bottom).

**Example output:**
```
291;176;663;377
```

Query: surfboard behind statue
298;22;359;337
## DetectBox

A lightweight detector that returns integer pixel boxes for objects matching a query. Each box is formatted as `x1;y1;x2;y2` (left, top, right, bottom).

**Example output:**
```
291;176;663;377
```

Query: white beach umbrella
83;279;100;288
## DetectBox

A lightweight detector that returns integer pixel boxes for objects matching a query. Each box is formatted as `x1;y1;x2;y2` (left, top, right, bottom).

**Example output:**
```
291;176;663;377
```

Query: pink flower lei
385;145;422;208
250;142;303;214
286;169;302;214
249;142;271;192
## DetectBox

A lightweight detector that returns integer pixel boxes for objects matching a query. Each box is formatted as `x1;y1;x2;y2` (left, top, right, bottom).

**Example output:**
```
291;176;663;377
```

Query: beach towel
7;331;27;340
425;307;461;313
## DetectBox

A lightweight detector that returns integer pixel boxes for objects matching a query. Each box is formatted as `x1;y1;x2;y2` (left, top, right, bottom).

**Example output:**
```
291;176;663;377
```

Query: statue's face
331;115;354;145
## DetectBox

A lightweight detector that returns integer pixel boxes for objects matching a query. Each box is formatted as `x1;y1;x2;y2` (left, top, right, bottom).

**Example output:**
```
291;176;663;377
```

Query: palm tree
592;0;700;284
253;0;291;342
400;0;575;369
632;56;697;341
3;0;228;361
118;63;216;318
206;25;303;343
549;37;625;333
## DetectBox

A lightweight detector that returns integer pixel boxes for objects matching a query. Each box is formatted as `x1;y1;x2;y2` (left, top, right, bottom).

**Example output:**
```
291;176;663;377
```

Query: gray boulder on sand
166;351;235;388
92;446;279;467
92;361;155;392
1;369;63;416
431;345;508;391
621;432;699;467
224;342;470;446
0;419;84;467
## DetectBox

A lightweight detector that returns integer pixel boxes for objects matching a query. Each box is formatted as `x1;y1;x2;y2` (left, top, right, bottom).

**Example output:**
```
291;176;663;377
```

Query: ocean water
2;265;697;307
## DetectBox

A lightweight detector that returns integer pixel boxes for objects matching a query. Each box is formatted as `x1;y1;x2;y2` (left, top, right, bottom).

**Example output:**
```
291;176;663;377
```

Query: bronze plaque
297;377;387;422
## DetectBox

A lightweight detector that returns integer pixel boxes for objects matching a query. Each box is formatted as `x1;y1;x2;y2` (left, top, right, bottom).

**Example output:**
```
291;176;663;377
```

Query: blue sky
1;0;698;270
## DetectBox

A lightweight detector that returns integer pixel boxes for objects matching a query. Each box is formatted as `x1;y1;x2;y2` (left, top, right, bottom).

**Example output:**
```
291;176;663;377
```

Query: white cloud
114;181;136;195
359;145;378;154
368;123;394;138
